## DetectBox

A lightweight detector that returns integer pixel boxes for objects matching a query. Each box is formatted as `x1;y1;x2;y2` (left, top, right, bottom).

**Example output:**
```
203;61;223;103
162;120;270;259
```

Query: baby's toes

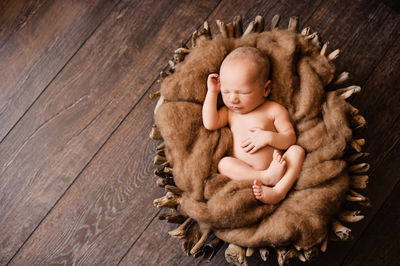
254;179;262;186
273;149;279;160
252;185;261;193
253;187;262;197
253;189;261;197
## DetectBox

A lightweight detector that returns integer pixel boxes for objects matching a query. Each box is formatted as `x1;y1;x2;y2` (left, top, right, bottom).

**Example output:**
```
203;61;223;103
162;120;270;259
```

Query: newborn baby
202;47;305;205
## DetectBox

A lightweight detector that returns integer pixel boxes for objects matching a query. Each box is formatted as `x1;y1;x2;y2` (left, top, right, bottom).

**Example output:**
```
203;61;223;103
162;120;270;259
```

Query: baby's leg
218;156;263;181
218;152;286;185
253;145;305;205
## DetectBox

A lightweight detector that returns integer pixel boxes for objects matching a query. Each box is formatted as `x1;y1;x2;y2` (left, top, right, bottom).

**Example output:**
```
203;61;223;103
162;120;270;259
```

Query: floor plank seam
116;209;161;265
61;96;115;151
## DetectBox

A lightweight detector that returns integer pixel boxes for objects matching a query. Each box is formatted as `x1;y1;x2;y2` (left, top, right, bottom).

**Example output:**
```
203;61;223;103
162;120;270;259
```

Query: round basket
150;15;369;265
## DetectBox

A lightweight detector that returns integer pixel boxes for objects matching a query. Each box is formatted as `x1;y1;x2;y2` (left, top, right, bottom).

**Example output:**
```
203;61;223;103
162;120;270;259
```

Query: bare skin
252;145;305;204
202;47;305;204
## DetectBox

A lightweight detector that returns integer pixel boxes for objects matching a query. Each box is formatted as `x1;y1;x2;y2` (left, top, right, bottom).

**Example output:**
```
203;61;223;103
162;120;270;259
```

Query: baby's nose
230;93;239;103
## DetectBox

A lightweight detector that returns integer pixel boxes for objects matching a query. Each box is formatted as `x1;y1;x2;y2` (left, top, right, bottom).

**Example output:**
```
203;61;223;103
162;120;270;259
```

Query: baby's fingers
208;73;219;80
242;144;255;153
248;145;260;154
240;138;251;147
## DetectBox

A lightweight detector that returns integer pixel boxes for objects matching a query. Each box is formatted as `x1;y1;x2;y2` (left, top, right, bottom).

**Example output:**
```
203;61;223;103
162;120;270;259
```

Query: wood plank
0;0;119;142
0;0;47;47
3;0;220;265
124;1;400;265
343;168;400;265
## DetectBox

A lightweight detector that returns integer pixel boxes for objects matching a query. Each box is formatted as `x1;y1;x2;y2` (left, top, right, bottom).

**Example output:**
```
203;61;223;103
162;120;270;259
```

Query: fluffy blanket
155;29;354;250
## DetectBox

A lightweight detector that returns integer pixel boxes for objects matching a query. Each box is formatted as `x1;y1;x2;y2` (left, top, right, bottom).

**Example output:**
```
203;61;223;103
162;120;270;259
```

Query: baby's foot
260;150;286;186
252;180;283;205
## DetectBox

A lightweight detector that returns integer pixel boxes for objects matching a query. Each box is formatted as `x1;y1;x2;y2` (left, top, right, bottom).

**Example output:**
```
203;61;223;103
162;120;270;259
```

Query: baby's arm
268;103;296;149
241;104;295;153
202;73;228;130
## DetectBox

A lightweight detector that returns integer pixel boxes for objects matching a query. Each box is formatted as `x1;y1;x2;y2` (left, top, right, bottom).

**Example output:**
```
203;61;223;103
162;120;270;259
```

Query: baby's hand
241;127;270;154
207;73;220;94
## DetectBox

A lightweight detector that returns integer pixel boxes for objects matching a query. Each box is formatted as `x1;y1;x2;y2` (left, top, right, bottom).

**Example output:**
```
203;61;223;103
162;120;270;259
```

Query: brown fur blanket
155;30;354;249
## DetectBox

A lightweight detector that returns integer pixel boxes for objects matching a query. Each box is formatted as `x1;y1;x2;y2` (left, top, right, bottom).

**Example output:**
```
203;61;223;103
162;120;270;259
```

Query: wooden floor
0;0;399;265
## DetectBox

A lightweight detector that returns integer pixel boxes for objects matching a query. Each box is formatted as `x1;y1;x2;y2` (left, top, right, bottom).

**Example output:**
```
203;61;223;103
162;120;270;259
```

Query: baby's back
229;101;279;170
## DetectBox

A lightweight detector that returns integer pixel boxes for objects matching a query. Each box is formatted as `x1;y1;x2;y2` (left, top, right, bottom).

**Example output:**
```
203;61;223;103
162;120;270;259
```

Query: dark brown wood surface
0;0;46;47
0;0;120;142
0;0;398;265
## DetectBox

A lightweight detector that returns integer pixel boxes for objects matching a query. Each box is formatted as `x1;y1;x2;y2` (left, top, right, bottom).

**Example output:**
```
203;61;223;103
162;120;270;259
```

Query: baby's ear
263;80;272;97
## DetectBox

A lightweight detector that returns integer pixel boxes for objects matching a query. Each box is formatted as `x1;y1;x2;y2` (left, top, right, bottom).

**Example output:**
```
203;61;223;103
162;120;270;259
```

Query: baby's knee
218;157;232;174
288;145;305;159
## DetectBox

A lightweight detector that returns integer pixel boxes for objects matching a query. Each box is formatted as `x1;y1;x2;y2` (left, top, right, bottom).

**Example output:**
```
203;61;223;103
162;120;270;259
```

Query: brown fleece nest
151;15;369;265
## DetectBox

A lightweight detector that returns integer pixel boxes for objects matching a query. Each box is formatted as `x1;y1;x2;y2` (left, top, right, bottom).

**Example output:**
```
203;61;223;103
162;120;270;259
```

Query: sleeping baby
202;46;305;205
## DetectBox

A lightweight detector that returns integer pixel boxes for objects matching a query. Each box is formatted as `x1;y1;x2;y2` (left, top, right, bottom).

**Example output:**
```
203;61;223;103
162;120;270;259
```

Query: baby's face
220;60;268;114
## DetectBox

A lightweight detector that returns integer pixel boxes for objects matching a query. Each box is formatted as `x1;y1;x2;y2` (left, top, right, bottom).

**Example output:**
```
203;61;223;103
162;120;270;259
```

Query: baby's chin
229;106;250;114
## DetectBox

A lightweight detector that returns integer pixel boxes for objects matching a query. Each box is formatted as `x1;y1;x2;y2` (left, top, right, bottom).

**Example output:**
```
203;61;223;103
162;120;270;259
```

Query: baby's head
219;47;271;114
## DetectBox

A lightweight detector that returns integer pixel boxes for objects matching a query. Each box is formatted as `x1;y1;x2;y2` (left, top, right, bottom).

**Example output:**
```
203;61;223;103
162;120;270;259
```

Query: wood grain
3;0;219;264
0;0;46;47
0;0;119;143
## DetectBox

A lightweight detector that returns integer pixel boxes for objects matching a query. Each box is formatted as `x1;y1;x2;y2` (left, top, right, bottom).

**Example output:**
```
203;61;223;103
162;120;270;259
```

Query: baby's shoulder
262;100;288;113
